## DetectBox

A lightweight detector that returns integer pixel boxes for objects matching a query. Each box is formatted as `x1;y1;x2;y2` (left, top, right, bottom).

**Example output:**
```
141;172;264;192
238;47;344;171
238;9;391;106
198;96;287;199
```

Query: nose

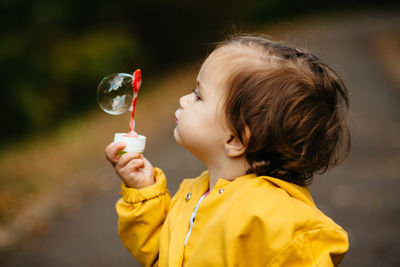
179;93;190;109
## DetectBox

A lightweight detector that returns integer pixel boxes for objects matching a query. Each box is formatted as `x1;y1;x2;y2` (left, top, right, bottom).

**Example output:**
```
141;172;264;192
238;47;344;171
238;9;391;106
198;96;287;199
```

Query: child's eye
192;88;201;101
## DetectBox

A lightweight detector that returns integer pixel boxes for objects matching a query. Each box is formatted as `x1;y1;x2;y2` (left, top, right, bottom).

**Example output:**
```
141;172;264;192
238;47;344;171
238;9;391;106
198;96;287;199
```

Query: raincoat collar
260;176;316;207
194;171;315;207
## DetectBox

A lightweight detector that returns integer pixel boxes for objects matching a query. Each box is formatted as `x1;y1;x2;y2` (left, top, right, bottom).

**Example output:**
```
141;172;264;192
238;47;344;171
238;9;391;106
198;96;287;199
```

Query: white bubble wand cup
97;69;146;155
114;133;146;155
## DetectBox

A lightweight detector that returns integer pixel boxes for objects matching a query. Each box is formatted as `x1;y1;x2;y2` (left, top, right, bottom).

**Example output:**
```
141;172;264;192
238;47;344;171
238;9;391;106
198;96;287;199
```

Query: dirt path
2;10;400;267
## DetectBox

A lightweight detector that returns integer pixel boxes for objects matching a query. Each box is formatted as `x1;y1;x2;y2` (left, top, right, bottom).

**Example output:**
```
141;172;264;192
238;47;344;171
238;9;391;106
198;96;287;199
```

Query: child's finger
106;142;125;156
105;142;126;164
126;158;145;170
116;151;142;168
117;158;145;179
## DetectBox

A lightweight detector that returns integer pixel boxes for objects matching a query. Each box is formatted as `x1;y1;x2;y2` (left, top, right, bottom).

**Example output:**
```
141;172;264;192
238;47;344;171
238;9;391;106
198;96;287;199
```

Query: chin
173;128;182;145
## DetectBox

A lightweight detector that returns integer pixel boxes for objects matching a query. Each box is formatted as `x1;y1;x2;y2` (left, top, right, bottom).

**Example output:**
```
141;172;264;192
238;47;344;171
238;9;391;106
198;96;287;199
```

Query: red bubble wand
126;69;142;137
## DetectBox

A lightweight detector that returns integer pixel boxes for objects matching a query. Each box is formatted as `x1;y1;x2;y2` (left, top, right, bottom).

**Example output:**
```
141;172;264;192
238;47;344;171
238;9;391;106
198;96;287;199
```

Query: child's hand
105;142;155;189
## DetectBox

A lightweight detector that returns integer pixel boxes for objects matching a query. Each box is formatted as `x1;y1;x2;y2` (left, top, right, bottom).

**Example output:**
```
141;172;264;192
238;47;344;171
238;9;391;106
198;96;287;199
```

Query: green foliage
0;29;139;141
0;1;143;144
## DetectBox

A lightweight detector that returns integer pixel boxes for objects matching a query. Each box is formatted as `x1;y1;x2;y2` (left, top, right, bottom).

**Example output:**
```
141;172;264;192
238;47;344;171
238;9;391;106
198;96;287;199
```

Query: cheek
179;114;223;145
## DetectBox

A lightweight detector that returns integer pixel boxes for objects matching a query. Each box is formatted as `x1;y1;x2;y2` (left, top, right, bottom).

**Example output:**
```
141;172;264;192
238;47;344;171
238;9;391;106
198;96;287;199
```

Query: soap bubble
97;73;133;115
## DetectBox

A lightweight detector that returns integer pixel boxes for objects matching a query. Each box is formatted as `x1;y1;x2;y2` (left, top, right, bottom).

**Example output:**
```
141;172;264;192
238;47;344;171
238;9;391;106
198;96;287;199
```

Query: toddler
105;35;350;267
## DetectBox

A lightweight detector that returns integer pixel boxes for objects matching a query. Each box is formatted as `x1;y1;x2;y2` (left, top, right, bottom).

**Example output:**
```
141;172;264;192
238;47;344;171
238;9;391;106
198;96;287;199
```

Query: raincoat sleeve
268;228;349;267
116;167;171;267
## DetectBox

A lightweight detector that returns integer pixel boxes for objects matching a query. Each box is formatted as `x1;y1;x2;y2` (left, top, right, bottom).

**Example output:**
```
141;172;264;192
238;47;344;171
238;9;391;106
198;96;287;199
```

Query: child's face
174;49;230;163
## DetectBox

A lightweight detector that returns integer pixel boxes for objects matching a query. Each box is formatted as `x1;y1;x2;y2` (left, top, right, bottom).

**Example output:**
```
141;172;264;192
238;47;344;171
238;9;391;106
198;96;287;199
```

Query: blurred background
0;0;399;266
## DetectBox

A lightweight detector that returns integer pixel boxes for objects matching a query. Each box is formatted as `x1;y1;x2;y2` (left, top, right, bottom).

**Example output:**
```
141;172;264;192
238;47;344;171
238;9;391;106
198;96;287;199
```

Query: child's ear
224;127;250;158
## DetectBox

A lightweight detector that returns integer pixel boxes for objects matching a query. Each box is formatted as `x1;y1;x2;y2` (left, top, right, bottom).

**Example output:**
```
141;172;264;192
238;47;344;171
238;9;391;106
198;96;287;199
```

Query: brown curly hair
216;35;351;186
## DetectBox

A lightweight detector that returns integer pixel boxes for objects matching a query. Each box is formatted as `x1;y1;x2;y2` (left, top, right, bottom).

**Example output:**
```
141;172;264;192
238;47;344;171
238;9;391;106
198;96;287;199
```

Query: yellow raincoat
117;168;348;267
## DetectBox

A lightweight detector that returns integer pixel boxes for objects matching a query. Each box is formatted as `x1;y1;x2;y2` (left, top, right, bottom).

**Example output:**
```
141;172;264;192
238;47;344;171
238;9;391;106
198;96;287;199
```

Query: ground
1;9;399;267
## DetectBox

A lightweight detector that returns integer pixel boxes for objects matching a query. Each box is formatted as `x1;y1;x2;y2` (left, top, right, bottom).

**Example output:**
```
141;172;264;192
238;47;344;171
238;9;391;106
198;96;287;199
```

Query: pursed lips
174;110;180;124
